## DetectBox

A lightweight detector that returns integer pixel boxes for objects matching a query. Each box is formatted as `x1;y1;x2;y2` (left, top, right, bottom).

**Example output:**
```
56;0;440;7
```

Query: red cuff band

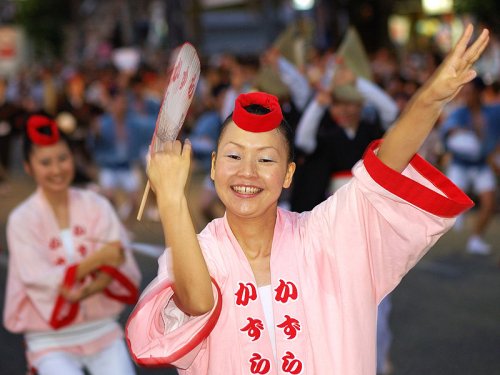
99;265;139;305
49;264;79;329
27;115;60;146
233;92;283;132
363;140;474;217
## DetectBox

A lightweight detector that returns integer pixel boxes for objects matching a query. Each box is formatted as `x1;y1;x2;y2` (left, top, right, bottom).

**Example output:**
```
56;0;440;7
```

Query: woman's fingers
453;23;473;57
182;138;192;160
172;139;182;154
159;139;189;156
460;28;489;68
466;29;490;65
448;26;488;70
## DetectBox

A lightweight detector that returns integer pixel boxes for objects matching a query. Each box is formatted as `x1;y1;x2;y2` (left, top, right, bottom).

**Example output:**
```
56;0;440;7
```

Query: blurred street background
1;0;500;374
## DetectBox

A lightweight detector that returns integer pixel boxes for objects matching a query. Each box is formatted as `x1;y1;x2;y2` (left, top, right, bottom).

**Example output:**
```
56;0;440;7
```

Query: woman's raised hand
423;24;489;104
147;139;192;203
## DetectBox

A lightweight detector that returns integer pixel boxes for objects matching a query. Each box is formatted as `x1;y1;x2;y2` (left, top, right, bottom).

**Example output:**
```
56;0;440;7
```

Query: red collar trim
233;92;283;132
27;115;60;146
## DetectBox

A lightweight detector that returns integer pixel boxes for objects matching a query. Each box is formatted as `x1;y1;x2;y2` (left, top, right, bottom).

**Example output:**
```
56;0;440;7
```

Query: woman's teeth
232;186;262;194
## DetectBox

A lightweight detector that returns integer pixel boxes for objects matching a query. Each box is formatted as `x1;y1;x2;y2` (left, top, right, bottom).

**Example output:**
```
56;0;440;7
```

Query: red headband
27;115;60;146
233;92;283;132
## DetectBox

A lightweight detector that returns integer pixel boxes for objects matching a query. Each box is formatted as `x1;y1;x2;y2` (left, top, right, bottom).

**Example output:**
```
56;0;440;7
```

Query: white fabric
34;338;136;375
25;318;120;352
344;127;356;140
220;88;240;121
278;57;312;110
356;77;398;130
446;131;482;160
447;163;496;194
327;175;353;196
60;229;76;263
294;100;326;154
99;168;141;193
320;55;338;89
258;285;276;360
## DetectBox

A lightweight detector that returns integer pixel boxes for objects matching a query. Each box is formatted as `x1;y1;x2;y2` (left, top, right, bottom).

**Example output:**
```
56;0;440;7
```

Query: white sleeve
278;57;312;111
294;99;327;154
356;77;398;130
320;55;338;89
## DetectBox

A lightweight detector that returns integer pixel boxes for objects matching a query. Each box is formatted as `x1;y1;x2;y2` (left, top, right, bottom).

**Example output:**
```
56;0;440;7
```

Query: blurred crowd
0;21;499;240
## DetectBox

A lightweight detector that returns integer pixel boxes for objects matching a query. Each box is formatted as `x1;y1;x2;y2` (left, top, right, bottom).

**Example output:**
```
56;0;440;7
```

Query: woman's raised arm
377;24;489;172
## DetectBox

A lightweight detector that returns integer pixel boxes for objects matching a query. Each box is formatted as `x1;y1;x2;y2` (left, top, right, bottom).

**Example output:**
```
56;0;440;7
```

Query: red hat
233;92;283;132
26;115;60;146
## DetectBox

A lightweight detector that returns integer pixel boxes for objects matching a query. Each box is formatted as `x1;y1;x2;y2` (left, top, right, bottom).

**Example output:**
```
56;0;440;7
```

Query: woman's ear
283;162;296;189
210;151;217;181
23;161;32;177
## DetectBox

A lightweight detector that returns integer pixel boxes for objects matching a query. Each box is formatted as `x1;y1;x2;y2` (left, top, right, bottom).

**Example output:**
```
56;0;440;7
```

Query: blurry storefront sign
388;15;411;46
0;26;25;76
415;18;441;37
292;0;315;11
422;0;453;15
201;0;246;8
416;16;463;53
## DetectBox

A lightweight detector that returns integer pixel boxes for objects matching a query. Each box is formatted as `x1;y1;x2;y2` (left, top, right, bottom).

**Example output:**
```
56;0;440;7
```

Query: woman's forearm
158;195;214;316
76;242;124;280
377;90;442;172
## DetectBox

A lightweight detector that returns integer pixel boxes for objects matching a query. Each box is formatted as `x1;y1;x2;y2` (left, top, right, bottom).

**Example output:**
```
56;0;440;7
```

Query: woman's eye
226;154;240;160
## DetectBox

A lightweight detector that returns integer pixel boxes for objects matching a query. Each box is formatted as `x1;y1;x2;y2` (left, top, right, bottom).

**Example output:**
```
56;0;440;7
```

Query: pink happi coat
4;187;141;361
126;141;473;374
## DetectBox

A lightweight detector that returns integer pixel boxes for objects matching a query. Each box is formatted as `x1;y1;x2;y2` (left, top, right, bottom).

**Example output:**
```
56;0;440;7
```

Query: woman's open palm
426;24;489;104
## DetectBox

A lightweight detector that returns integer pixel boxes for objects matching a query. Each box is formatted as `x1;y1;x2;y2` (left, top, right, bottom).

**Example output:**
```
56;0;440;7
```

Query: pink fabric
126;142;473;374
3;188;141;357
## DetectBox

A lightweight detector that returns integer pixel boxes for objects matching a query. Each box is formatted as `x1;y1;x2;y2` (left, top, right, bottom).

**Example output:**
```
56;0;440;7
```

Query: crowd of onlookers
0;23;499;231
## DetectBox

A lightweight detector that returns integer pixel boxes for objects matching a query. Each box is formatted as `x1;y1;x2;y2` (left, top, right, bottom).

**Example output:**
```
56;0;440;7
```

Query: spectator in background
57;73;103;185
0;77;23;194
291;64;396;212
88;88;156;221
190;83;229;223
441;77;500;255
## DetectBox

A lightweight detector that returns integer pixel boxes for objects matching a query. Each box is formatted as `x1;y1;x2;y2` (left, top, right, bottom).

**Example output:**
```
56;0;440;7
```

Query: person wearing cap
440;76;500;255
3;114;141;374
291;64;396;212
127;26;488;375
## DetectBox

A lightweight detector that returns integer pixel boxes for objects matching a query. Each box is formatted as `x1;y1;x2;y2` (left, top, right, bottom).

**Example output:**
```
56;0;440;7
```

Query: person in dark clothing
0;77;23;192
291;84;387;212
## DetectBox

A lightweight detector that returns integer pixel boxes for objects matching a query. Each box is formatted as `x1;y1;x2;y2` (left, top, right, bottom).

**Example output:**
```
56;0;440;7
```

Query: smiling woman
211;96;296;222
3;114;141;375
127;25;488;375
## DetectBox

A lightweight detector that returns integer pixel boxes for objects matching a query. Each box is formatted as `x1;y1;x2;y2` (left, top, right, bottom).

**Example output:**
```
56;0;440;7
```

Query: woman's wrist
157;193;188;214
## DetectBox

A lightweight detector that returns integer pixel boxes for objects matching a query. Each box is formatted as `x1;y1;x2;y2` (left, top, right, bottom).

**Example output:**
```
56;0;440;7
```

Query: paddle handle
136;180;151;221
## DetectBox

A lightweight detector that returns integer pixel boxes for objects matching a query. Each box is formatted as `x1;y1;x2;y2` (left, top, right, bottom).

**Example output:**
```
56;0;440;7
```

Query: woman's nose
50;161;64;174
239;158;257;177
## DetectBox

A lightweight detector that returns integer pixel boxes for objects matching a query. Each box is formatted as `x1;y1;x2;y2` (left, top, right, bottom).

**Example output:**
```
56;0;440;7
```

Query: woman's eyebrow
225;141;279;152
